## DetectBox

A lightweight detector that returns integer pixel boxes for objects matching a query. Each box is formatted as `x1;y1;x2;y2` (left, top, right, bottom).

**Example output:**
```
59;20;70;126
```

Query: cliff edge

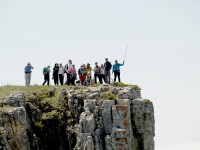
0;84;155;150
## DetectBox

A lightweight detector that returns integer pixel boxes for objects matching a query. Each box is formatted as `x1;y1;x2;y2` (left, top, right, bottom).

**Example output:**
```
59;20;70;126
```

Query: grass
35;121;44;128
130;85;141;91
102;92;118;100
112;82;128;87
0;105;16;113
0;85;70;99
112;82;141;90
41;110;59;120
0;83;141;98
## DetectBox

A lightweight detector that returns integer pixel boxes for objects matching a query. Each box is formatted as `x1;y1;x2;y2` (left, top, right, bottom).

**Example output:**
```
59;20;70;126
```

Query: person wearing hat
24;62;34;86
104;58;112;84
42;65;51;85
112;60;124;82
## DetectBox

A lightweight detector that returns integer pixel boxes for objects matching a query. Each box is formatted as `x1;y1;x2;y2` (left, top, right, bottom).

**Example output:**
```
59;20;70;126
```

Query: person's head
68;60;72;64
59;63;62;67
27;62;31;66
72;64;75;68
87;63;90;67
83;64;86;68
115;60;118;64
55;63;58;67
101;64;104;68
95;62;98;66
48;65;50;68
105;58;108;62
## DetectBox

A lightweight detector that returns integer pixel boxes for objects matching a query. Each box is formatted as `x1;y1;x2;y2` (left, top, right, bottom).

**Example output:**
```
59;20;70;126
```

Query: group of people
24;58;125;86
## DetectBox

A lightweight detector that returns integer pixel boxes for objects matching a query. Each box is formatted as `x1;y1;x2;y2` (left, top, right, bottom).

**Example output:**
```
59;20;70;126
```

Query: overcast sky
0;0;200;149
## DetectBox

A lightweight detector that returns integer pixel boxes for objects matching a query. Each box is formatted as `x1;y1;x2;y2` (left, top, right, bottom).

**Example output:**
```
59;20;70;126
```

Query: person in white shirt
58;63;65;85
99;64;105;84
64;60;73;85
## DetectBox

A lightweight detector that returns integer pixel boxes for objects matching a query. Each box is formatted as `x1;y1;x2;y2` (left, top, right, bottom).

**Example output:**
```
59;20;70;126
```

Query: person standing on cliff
69;64;77;85
42;65;51;85
52;63;59;85
58;63;65;85
93;62;100;84
24;62;34;86
64;59;73;85
112;60;124;82
99;64;105;84
104;58;112;84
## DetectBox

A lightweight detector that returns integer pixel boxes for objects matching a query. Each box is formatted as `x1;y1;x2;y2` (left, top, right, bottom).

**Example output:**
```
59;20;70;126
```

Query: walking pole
124;45;128;61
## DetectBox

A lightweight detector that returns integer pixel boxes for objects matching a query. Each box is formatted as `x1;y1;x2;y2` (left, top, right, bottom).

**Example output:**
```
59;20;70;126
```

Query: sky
0;0;200;149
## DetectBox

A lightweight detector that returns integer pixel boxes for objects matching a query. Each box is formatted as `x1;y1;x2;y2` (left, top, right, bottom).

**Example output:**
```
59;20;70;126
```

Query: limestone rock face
0;95;31;150
0;84;155;150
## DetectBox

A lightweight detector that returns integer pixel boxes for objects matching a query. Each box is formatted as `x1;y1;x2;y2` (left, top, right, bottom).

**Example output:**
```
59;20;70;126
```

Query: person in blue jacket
24;62;34;86
112;60;124;82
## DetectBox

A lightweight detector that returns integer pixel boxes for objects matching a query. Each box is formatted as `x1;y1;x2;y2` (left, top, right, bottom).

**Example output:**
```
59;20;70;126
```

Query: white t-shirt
59;66;65;74
100;68;105;74
65;64;73;73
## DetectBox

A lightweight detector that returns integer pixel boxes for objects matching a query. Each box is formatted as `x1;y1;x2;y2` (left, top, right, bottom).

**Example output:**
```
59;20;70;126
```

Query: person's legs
114;71;117;82
59;74;63;85
105;71;108;83
67;73;71;85
54;74;58;85
94;74;97;84
47;74;50;85
71;76;75;85
108;71;111;84
97;74;100;84
103;74;105;83
42;75;47;85
99;74;102;84
28;73;31;85
118;72;121;82
25;74;28;86
54;78;56;85
25;73;31;85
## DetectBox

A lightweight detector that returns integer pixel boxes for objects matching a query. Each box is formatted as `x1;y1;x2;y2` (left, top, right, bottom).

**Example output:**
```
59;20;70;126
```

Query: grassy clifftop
0;83;141;99
0;85;69;99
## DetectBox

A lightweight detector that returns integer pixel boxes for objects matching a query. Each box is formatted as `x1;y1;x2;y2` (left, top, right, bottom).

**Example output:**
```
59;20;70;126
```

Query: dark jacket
53;66;59;75
104;61;112;71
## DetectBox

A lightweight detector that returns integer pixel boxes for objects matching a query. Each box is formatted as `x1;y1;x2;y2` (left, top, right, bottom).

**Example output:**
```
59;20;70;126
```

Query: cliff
0;83;155;150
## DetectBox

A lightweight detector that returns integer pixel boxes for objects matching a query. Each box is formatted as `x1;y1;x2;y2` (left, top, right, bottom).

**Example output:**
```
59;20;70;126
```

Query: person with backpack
52;63;59;85
24;62;34;86
93;62;100;84
112;60;124;82
42;65;51;85
104;58;112;84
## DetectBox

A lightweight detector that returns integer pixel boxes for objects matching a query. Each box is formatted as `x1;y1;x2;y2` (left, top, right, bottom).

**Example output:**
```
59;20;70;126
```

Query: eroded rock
0;84;155;150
